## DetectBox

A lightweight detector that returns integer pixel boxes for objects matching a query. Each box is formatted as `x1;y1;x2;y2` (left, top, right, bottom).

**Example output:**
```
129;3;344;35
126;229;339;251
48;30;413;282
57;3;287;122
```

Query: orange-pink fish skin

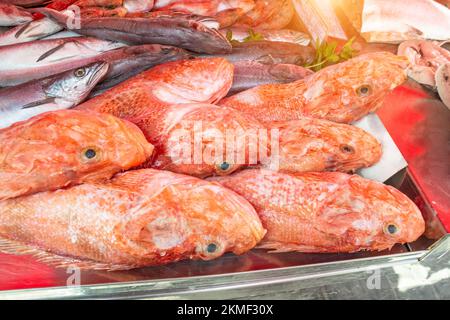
151;103;265;178
76;58;234;140
210;169;425;253
235;0;294;30
0;169;265;269
262;118;382;174
0;110;153;201
77;58;234;118
220;52;409;123
77;58;264;178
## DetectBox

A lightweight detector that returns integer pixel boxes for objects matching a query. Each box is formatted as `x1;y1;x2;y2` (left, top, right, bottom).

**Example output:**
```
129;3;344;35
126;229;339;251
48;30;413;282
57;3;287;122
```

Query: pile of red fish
0;0;428;270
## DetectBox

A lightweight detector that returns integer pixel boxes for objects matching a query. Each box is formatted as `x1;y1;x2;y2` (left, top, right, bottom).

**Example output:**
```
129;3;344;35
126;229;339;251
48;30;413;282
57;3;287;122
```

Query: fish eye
356;84;372;97
216;162;233;174
81;147;100;162
74;68;86;78
197;242;222;259
206;243;218;253
340;144;355;154
384;224;399;235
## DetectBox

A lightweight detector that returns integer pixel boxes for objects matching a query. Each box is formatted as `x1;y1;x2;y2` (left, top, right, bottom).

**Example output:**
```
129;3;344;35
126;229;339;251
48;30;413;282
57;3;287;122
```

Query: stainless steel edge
0;250;427;299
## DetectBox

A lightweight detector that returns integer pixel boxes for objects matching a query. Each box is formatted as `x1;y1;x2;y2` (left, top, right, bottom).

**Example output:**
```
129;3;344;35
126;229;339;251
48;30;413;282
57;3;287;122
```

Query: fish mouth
331;161;368;173
326;153;380;173
87;62;110;87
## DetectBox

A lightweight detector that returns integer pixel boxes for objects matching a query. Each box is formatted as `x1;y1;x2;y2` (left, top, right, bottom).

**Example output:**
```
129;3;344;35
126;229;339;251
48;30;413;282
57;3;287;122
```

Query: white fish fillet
360;0;450;43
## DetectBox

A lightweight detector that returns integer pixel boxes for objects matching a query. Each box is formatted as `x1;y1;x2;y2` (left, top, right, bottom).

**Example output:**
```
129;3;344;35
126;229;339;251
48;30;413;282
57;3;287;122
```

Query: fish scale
210;169;425;253
77;58;267;178
220;52;410;124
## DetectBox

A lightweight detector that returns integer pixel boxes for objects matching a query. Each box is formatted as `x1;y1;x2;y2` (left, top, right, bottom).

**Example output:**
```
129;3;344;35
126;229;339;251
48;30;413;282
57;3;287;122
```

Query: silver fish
38;8;232;54
229;60;313;95
0;36;125;86
0;3;33;26
0;62;109;129
0;18;62;47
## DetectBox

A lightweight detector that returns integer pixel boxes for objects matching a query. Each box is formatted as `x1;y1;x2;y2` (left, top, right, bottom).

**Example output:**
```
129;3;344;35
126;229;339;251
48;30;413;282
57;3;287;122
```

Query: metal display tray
0;80;448;299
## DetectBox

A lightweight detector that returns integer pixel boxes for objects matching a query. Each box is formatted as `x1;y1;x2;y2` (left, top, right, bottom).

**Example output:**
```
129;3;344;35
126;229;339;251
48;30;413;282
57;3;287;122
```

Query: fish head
181;179;265;259
305;52;409;122
6;110;153;181
44;62;110;107
68;111;154;181
154;104;264;178
322;122;382;172
320;174;425;251
114;170;265;261
270;119;382;173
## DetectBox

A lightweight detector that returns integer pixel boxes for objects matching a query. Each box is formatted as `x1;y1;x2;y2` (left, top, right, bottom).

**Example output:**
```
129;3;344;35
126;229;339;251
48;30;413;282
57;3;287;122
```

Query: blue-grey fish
0;62;109;129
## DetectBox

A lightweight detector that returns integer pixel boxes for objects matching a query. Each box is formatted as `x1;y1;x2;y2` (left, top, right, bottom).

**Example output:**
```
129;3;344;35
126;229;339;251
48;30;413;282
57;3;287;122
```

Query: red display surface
378;81;450;230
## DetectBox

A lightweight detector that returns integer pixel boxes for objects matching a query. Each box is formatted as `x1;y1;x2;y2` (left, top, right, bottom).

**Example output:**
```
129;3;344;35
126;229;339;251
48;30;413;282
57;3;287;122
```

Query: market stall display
0;0;448;299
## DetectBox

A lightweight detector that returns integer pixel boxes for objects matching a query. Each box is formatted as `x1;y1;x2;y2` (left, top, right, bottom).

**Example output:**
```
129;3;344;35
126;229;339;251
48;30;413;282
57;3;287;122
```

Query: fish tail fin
0;237;134;271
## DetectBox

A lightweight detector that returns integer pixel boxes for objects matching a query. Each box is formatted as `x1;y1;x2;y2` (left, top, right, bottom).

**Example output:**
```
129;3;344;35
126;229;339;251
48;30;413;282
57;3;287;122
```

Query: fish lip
87;62;110;87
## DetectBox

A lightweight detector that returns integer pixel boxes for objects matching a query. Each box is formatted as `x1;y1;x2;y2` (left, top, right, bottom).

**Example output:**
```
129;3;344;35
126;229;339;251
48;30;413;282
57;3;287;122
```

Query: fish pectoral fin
0;237;135;271
14;21;32;39
36;42;69;63
21;97;56;109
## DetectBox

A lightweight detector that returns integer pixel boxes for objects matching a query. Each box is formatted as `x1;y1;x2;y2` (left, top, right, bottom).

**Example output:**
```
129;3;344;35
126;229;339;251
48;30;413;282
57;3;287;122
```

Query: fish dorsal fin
0;237;134;271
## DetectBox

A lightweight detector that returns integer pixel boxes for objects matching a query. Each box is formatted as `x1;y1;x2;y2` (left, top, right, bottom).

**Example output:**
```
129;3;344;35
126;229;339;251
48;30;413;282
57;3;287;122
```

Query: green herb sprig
306;37;357;71
226;29;265;46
